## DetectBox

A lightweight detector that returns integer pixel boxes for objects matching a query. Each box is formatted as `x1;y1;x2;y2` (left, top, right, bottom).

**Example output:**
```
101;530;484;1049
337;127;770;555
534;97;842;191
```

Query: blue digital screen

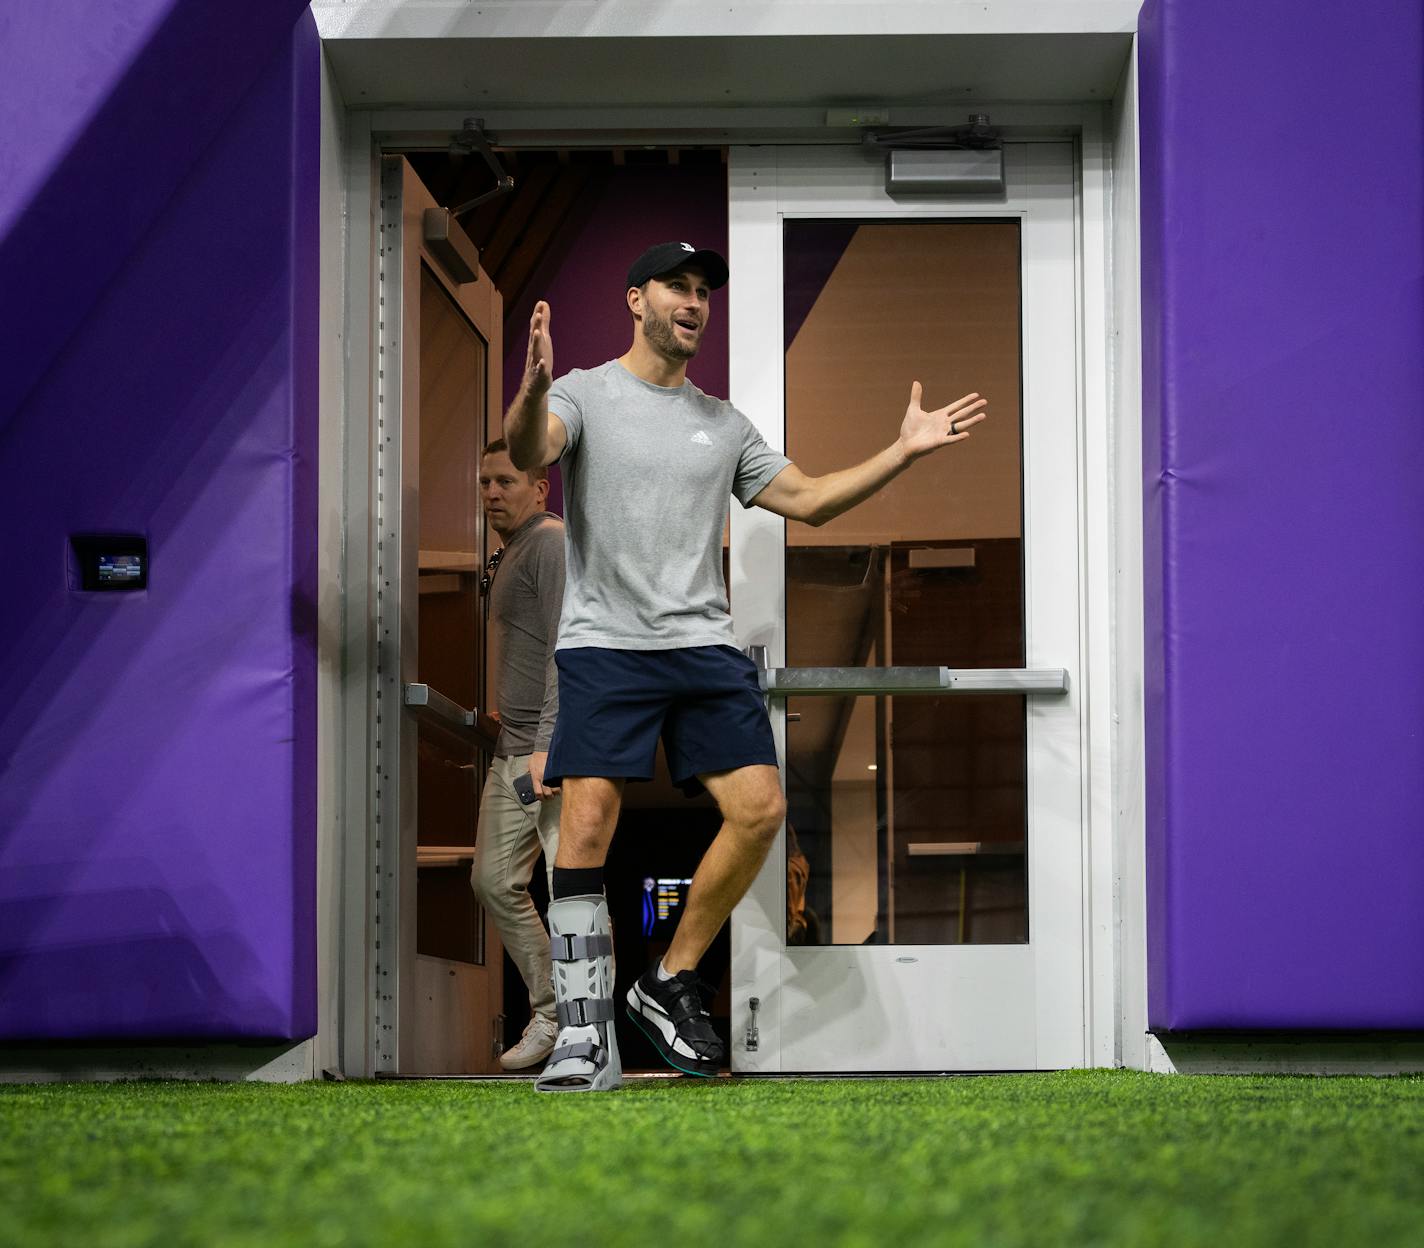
97;554;144;584
641;877;693;938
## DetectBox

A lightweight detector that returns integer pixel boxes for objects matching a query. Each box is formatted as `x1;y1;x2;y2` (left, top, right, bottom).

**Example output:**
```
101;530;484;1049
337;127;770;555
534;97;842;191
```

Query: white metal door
727;142;1084;1071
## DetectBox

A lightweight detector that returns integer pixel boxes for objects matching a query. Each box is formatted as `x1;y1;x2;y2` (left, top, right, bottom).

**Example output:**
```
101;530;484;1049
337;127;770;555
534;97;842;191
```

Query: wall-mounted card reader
70;533;149;592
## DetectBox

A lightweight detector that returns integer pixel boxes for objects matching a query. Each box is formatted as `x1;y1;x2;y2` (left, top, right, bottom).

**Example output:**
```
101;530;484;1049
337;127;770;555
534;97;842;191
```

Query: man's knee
757;790;788;841
735;785;786;847
471;857;528;914
555;777;621;866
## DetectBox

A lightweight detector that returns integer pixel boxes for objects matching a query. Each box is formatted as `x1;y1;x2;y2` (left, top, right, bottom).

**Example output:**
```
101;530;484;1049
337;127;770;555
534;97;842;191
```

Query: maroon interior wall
1139;0;1424;1029
501;164;729;514
0;6;318;1040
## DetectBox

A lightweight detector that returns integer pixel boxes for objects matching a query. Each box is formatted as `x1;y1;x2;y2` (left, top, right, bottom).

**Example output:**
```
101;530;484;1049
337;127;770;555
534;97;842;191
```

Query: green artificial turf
3;1071;1423;1247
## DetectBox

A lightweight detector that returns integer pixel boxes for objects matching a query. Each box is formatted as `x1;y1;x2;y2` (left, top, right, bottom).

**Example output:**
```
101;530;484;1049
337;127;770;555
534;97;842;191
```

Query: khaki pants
471;753;561;1020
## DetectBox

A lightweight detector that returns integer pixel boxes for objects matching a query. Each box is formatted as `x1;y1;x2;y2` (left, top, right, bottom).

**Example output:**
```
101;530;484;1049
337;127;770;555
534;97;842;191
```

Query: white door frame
319;99;1144;1077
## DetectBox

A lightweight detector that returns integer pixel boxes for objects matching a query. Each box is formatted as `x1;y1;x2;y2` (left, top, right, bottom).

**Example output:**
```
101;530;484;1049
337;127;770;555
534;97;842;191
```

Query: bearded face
641;300;702;360
635;269;708;362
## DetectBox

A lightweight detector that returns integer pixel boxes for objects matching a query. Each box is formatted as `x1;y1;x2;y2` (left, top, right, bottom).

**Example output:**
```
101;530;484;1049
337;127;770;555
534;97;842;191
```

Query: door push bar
743;646;1069;696
403;683;501;749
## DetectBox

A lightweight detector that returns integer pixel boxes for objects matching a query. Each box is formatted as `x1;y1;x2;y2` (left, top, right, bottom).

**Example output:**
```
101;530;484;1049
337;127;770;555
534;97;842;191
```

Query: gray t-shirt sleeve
731;406;793;507
546;371;583;463
531;523;565;752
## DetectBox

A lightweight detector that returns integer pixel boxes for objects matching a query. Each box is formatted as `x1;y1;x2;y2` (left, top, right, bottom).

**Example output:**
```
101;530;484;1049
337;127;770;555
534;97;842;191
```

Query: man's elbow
801;492;835;527
507;440;542;471
774;486;832;527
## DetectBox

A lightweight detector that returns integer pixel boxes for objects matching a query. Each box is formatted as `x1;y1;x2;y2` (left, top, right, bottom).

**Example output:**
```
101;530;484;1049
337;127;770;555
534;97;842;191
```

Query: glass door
728;143;1084;1071
373;158;506;1074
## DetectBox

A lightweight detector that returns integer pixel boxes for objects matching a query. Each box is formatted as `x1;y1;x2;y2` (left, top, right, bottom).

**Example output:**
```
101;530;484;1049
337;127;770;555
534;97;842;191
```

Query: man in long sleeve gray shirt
471;439;566;1071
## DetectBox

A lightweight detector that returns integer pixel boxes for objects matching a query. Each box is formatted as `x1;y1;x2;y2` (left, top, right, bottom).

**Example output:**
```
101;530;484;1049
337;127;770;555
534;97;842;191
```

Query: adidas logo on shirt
690;430;713;446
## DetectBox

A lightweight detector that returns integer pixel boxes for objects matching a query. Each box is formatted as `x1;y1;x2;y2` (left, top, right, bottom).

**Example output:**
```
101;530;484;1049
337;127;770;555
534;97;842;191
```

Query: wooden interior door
385;156;505;1074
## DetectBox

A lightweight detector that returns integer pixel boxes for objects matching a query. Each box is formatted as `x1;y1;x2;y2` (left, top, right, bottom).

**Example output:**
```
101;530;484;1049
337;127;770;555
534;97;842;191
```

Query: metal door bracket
450;118;515;217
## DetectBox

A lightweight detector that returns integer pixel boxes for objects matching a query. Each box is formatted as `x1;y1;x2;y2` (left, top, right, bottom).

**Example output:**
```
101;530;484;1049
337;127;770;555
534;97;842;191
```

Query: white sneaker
500;1014;559;1071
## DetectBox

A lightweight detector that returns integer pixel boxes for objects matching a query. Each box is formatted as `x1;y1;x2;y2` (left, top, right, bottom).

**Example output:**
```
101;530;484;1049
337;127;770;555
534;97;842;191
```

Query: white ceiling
322;32;1135;111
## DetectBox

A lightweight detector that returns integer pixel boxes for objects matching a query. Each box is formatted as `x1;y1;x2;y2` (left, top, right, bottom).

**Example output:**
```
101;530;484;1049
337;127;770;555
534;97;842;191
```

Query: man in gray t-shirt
471;441;566;1072
505;240;988;1093
546;359;788;651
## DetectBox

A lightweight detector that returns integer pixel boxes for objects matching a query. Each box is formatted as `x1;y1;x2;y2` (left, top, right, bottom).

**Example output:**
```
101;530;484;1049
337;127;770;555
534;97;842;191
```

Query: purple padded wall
0;0;313;431
1139;0;1424;1029
0;8;318;1039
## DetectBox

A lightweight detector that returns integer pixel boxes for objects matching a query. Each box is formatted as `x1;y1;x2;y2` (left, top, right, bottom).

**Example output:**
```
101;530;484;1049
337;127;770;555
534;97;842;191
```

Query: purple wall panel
0;0;312;430
501;164;729;515
0;10;318;1039
1140;0;1424;1029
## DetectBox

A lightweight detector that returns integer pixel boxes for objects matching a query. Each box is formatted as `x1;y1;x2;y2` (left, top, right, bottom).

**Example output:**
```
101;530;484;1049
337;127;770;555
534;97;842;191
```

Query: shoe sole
533;1024;623;1093
534;1063;623;1092
534;1051;623;1093
624;986;722;1078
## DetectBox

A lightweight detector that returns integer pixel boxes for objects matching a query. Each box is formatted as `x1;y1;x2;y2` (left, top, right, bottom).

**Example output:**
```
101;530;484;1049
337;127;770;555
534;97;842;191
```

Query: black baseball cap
626;241;729;291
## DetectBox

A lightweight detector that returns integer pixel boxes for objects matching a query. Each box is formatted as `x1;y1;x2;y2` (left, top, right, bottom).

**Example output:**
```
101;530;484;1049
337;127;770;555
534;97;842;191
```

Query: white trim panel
314;2;1141;40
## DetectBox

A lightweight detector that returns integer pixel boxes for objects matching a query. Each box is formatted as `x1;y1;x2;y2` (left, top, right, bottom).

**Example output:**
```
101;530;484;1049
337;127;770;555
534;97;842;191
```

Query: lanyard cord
480;545;504;621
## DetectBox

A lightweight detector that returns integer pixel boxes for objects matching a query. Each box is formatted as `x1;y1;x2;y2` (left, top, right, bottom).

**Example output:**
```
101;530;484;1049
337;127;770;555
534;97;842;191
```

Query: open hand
525;301;553;397
898;383;987;460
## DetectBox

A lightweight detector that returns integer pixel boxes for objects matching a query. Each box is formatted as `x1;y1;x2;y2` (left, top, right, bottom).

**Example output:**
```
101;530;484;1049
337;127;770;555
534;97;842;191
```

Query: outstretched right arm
504;300;568;470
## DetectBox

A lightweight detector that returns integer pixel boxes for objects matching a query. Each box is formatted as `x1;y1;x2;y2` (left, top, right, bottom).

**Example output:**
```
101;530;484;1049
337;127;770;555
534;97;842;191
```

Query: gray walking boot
534;893;623;1092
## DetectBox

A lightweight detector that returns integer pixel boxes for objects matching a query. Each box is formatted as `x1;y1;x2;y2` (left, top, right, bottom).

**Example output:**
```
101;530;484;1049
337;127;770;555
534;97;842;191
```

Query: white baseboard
1146;1032;1424;1076
0;1039;315;1083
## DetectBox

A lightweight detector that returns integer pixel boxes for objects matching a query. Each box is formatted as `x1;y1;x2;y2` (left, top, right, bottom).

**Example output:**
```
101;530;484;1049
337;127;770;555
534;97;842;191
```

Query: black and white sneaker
625;966;725;1078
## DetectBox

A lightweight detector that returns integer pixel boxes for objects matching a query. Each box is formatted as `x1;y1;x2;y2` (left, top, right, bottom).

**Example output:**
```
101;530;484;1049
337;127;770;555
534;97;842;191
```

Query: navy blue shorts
544;645;778;796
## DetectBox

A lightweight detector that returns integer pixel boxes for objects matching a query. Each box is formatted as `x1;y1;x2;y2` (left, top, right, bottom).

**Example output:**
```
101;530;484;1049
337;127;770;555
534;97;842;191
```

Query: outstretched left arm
752;384;987;526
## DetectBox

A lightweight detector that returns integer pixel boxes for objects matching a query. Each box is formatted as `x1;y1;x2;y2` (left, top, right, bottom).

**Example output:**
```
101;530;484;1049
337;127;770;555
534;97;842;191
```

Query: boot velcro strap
556;997;615;1028
551;933;614;962
548;1040;605;1067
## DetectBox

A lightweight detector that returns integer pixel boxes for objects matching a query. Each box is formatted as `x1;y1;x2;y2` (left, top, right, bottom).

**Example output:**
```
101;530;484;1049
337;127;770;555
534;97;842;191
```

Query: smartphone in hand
512;772;537;805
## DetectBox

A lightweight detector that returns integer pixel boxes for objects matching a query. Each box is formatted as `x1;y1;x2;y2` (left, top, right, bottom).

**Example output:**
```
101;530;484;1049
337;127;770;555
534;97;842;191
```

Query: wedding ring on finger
949;419;960;436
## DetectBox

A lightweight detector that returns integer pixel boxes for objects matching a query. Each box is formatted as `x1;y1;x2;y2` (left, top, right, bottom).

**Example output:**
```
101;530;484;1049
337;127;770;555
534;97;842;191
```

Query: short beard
641;305;699;361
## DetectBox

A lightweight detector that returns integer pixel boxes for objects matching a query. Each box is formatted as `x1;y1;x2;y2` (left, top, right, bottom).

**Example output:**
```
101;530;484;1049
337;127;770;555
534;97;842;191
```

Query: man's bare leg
554;776;623;867
663;764;785;974
622;764;783;1077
